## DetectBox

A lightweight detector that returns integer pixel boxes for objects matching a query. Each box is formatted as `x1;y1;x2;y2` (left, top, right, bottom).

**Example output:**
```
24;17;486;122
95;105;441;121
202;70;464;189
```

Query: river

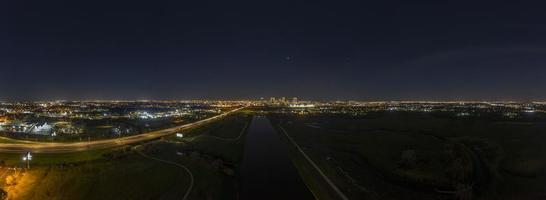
239;116;314;200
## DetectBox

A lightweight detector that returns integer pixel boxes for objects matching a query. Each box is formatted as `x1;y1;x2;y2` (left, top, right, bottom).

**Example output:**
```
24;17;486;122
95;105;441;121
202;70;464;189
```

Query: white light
176;133;184;138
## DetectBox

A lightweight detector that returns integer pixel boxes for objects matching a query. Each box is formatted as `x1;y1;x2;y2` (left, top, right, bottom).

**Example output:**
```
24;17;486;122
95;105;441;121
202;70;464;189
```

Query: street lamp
22;152;32;169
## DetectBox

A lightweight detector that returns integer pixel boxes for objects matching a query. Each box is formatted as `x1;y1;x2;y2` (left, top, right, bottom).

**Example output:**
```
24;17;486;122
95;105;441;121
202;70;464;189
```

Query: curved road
0;107;244;153
136;149;194;200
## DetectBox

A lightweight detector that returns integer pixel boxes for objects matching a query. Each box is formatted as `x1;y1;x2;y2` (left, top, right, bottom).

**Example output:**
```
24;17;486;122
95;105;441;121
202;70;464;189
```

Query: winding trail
136;149;194;200
133;115;250;200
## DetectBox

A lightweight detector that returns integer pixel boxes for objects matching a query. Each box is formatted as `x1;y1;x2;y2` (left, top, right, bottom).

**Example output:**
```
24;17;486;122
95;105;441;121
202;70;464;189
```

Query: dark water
240;116;314;200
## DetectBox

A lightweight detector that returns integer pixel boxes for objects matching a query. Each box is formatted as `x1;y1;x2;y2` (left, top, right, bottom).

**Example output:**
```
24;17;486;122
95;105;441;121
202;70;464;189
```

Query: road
135;118;250;199
278;123;349;200
0;107;244;153
136;148;194;200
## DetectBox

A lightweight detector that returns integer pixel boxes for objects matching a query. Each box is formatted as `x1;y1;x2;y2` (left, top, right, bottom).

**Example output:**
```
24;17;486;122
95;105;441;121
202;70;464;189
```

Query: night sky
1;1;545;101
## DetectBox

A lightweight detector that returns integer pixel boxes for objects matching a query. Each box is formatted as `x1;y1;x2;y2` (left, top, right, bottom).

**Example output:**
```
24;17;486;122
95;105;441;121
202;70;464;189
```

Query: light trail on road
0;107;244;153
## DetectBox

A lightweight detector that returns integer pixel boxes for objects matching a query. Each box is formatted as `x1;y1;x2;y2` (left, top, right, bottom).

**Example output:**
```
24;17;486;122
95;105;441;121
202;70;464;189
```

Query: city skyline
3;2;546;200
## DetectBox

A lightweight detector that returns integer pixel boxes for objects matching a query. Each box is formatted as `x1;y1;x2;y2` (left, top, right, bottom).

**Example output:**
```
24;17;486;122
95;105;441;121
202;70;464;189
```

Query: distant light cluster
0;100;243;137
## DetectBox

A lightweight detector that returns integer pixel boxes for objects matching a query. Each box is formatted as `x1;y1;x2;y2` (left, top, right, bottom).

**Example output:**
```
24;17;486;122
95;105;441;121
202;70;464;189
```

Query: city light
23;152;32;169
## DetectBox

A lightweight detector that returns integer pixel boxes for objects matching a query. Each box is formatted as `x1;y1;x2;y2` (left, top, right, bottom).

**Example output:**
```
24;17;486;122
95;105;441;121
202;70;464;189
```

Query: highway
0;107;244;153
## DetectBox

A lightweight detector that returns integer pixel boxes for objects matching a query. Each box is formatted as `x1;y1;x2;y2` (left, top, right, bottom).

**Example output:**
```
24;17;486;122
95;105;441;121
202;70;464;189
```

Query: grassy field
0;148;115;167
269;111;546;200
166;113;251;165
7;153;189;200
0;111;252;200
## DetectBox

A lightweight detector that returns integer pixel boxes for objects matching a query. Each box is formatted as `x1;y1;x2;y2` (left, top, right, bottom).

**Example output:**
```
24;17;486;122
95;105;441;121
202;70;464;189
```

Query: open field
269;111;546;200
6;153;190;200
166;113;251;165
0;111;252;200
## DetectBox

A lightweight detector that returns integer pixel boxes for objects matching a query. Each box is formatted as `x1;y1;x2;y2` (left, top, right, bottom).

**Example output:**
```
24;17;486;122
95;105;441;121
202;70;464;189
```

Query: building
0;116;8;125
32;123;53;135
53;122;84;135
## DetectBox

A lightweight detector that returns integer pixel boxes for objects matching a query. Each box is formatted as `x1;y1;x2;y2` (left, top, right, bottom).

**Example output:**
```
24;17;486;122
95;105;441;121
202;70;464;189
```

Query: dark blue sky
1;1;545;101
